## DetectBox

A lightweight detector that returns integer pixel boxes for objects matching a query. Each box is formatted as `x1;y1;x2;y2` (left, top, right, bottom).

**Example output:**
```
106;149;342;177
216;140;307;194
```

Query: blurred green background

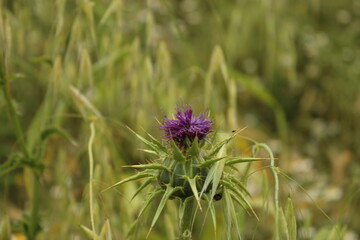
1;0;360;239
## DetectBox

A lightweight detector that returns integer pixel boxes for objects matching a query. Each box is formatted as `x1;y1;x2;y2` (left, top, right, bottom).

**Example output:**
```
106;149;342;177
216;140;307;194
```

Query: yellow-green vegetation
1;0;359;239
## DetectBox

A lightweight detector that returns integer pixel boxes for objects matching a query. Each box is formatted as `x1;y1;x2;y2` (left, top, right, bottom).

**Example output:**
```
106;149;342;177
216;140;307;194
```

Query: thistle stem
178;198;194;240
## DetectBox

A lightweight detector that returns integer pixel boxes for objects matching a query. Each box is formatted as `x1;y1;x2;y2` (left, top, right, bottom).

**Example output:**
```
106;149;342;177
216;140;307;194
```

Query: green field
1;0;360;239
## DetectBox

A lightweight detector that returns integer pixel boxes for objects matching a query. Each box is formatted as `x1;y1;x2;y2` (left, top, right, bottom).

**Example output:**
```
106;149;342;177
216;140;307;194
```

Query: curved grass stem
88;121;96;238
258;143;279;240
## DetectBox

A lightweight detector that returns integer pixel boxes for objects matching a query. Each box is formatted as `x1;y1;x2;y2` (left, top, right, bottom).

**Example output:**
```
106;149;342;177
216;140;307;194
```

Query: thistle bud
157;106;213;199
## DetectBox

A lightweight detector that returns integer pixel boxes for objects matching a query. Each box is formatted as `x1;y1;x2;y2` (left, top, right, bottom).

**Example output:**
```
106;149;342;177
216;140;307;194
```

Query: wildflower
161;105;212;149
106;104;266;239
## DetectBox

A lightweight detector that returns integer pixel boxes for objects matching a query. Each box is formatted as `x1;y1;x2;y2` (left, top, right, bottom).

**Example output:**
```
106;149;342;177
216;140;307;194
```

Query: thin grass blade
99;219;112;240
202;194;217;235
184;176;202;210
221;179;258;220
285;198;297;240
225;157;271;166
210;146;226;198
80;225;99;240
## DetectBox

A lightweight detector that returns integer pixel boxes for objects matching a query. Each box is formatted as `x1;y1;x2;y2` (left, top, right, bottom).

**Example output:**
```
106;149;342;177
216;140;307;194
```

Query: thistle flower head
161;105;212;148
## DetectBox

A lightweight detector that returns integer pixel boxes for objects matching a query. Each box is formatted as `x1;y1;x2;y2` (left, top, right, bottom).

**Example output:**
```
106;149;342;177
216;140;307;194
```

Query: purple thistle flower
161;105;212;148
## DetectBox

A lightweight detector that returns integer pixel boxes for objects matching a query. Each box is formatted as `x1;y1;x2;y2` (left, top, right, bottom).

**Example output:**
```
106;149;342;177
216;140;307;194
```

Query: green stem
259;143;279;240
88;121;96;237
1;18;40;240
29;174;40;240
1;65;29;160
178;198;194;240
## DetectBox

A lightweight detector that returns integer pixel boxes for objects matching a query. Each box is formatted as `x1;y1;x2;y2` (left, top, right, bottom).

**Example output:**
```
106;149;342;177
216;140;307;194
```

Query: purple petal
161;105;212;148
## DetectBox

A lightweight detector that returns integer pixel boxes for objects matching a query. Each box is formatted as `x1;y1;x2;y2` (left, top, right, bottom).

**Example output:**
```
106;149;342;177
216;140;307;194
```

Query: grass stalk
1;41;29;159
1;56;41;240
88;120;96;238
29;174;40;240
1;16;41;240
258;143;279;240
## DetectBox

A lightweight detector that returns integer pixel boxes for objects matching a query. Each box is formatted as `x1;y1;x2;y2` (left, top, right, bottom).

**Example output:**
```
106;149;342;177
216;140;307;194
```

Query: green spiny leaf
137;190;164;218
144;130;168;154
102;171;155;192
138;149;158;155
187;137;200;156
122;163;170;171
171;140;186;163
131;178;154;201
147;185;183;237
127;126;166;155
198;156;226;168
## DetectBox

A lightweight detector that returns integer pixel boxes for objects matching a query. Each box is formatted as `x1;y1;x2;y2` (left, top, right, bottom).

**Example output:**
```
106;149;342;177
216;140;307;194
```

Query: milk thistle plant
106;105;270;239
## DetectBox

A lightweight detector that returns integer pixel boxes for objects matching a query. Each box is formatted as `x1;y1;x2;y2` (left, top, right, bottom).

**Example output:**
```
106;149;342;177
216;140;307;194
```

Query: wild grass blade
225;157;272;166
184;176;202;210
202;194;217;235
285;198;297;240
80;225;99;240
220;179;258;220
